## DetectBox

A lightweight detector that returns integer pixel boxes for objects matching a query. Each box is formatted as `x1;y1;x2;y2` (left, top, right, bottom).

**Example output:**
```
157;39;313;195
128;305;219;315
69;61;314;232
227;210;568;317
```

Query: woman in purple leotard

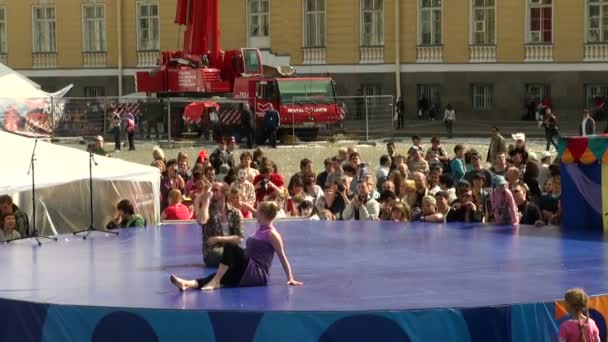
170;201;302;291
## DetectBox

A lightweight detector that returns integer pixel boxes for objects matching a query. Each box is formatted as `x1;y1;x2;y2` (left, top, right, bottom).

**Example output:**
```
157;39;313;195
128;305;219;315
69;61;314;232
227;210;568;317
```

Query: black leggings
196;244;249;288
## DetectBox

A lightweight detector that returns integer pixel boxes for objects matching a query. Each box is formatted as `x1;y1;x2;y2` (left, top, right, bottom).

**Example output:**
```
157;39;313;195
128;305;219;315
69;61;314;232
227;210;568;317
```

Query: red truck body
135;0;343;136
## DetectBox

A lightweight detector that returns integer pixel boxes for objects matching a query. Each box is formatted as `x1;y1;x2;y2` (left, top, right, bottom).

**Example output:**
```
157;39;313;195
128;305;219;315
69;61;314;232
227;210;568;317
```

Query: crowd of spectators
154;128;562;228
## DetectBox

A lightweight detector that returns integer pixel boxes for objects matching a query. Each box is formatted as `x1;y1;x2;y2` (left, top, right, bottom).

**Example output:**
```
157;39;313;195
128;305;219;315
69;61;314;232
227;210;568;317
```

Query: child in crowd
558;288;600;342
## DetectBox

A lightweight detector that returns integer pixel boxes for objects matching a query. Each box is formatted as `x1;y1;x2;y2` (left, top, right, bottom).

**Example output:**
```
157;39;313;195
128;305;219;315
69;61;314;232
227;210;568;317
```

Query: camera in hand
261;178;269;191
358;195;367;202
337;184;345;193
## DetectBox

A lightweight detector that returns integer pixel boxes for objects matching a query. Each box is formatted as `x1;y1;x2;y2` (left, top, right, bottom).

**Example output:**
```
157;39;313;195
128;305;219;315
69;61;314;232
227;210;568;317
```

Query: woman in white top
443;104;456;139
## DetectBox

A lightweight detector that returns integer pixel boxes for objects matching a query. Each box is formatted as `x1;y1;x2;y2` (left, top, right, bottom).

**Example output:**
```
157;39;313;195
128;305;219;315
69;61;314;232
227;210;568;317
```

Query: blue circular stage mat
0;221;607;342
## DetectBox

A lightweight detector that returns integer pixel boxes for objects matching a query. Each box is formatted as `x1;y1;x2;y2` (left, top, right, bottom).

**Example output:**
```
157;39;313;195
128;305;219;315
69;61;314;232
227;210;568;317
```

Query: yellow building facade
1;0;607;119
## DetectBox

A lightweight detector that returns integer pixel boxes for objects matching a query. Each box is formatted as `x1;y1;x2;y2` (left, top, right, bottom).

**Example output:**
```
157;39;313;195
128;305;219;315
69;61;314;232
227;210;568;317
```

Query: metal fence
288;95;394;143
0;95;394;145
0;96;247;143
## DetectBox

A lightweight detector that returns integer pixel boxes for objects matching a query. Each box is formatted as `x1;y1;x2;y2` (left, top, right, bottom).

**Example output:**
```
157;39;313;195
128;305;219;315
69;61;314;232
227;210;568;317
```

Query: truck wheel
295;128;319;142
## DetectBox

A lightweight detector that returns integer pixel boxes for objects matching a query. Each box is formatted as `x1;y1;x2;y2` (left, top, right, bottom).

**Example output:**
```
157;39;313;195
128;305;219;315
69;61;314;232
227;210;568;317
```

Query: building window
303;0;325;47
33;6;56;53
83;5;106;52
416;84;441;107
587;0;608;42
472;84;494;111
137;1;159;50
585;84;608;109
526;83;551;104
471;0;495;45
84;86;105;97
249;0;269;37
528;0;552;43
0;8;6;54
361;0;384;46
419;0;442;45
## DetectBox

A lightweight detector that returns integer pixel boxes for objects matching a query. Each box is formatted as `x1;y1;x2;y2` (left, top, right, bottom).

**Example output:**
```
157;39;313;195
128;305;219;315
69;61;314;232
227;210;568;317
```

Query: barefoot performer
170;201;303;291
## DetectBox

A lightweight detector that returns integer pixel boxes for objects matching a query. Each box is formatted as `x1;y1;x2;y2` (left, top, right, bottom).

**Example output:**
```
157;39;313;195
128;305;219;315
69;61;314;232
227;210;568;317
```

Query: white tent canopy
0;131;160;235
0;63;73;98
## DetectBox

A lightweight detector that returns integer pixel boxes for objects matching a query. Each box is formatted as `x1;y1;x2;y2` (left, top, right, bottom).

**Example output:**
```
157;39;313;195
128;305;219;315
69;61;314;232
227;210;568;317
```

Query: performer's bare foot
170;274;190;291
201;280;221;291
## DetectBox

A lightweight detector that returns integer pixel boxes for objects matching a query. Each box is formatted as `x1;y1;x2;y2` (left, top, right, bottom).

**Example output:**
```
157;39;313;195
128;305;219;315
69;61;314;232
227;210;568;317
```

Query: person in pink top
559;288;600;342
161;189;192;220
490;175;519;225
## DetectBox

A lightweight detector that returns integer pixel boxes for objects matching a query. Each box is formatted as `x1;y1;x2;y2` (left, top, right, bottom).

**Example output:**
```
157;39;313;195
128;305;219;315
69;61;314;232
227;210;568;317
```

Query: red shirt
162;203;191;220
253;173;285;203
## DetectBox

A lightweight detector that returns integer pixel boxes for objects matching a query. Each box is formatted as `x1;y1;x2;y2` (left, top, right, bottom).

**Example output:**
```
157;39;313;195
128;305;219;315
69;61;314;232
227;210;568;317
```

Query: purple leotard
239;225;275;286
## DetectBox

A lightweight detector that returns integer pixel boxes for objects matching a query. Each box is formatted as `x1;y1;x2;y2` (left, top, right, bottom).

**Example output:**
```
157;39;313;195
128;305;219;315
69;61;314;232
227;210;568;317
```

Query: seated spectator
253;160;285;205
319;209;336;221
317;157;333;188
231;168;256;207
0;212;21;242
343;181;380;221
412;171;430;209
490;152;508;176
408;149;430;174
470;172;489;219
401;179;418;208
376;154;392;192
416;196;444;223
0;195;30;237
204;165;216;183
364;174;380;200
252;148;265;170
194;182;244;267
152;146;166;164
509;133;529;165
209;138;228;173
239;152;260;182
446;189;483;223
315;185;346;220
225;136;237;168
450;144;466;184
89;136;107;156
523;160;542;203
298;198;319;220
106;199;145;229
161;159;185;210
539;175;561;223
151;159;166;174
426;136;449;166
348;152;368;194
490;175;519;226
161;189;192;221
228;188;255;219
386;142;397;168
407;135;423;160
290;158;313;185
434;191;451;218
303;172;324;201
505;167;521;189
177;152;191;181
438;173;457;204
464;150;493;188
185;164;204;195
378;191;398;221
381;179;396;194
428;168;442;195
512;182;543;226
216;164;230;182
391;202;411;222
